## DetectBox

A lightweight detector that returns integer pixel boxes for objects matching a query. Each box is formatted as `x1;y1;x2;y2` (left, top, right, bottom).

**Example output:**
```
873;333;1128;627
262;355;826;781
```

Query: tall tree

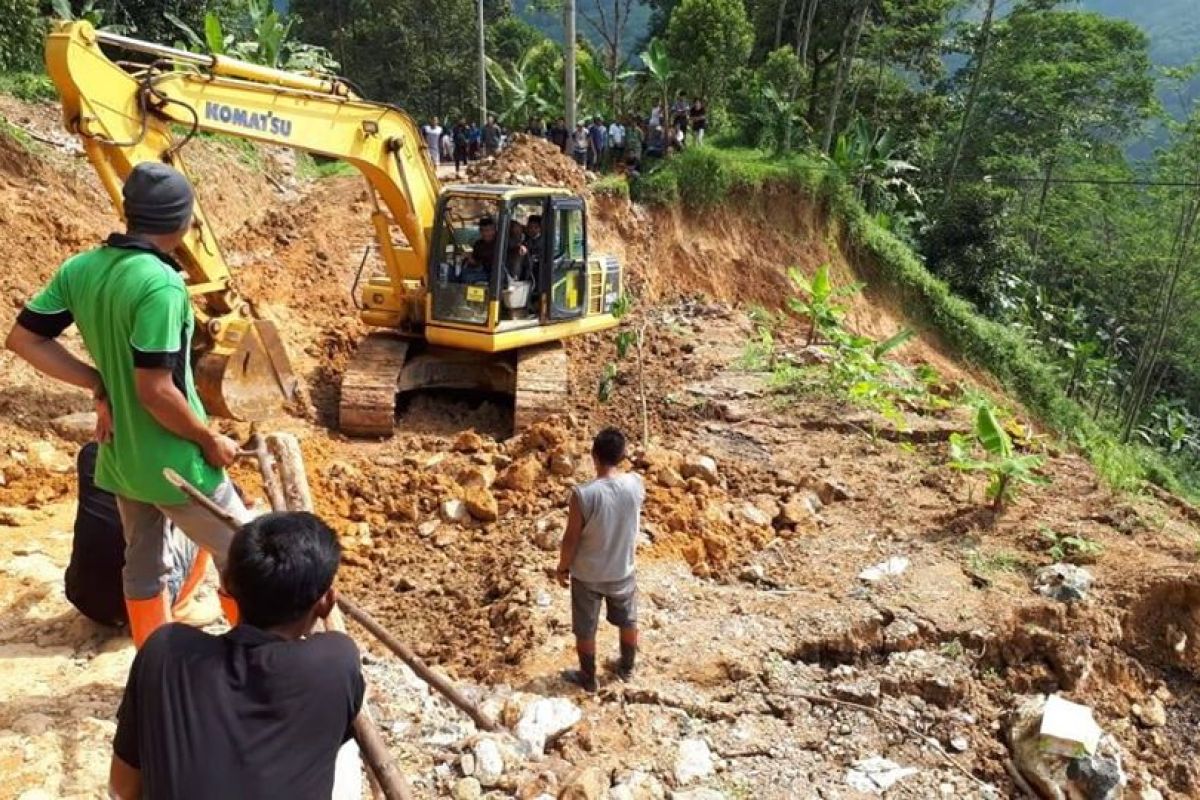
664;0;753;101
819;0;868;153
943;0;995;204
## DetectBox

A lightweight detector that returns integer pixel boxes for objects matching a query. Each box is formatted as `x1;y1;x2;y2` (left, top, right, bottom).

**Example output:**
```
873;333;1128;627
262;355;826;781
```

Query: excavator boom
44;21;441;420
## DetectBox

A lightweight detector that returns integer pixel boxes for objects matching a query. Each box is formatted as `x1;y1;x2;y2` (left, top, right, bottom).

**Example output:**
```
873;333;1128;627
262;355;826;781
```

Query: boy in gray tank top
556;427;645;692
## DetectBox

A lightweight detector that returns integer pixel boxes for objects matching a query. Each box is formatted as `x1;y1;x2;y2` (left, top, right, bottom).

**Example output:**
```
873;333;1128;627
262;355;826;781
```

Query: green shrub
0;0;42;72
673;147;732;209
631;167;678;205
0;71;55;101
591;174;629;199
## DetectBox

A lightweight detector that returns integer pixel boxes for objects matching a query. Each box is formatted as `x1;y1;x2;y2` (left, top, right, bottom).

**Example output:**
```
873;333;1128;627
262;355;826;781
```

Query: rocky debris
1035;563;1093;603
453;776;483;800
882;616;923;652
844;757;918;794
25;441;71;473
441;499;470;524
680;455;719;485
514;697;582;756
667;791;726;800
464;486;499;522
777;493;820;530
673;738;715;785
817;478;852;504
655;466;685;489
549;448;576;477
560;765;611;800
473;737;505;787
1131;697;1166;729
832;676;882;708
737;503;772;527
880;649;969;708
533;515;564;551
1009;694;1125;800
463;134;587;192
458;465;497;489
858;556;909;582
610;771;665;800
50;411;97;444
453;430;486;453
500;456;544;491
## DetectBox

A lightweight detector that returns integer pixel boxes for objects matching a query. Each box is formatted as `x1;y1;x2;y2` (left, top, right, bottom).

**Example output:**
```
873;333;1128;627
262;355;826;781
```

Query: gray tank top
571;472;645;583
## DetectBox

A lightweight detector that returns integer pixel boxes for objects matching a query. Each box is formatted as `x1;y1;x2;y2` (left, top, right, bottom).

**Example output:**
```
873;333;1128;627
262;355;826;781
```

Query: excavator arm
43;22;442;420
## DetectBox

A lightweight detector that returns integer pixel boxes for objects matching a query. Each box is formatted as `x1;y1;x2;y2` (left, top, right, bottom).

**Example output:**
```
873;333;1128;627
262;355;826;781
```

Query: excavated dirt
4;98;1200;798
463;133;587;193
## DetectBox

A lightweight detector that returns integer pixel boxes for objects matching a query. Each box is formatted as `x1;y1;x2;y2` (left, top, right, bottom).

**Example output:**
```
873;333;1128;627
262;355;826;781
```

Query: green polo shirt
18;234;223;505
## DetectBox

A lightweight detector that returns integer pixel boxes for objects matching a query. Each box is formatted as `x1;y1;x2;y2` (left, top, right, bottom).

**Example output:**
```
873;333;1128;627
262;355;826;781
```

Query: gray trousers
116;480;249;600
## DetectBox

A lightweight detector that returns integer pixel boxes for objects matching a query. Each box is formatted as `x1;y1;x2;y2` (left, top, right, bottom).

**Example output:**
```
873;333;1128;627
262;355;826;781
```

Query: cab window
431;196;501;325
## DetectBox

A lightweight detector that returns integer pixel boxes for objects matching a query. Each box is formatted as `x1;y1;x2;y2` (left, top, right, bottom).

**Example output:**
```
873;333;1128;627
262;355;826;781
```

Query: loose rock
441;499;470;524
463;486;499;522
500;457;544;491
1132;697;1166;729
858;556;909;582
844;757;917;794
560;765;610;800
51;411;98;444
668;791;726;800
674;738;714;785
473;737;505;787
1034;563;1093;603
453;776;483;800
655;466;685;489
611;770;665;800
453;430;485;452
817;478;852;504
680;455;719;485
458;465;497;489
515;697;582;755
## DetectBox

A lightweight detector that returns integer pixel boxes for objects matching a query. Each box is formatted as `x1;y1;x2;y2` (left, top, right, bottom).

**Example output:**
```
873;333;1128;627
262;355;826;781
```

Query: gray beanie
123;162;195;234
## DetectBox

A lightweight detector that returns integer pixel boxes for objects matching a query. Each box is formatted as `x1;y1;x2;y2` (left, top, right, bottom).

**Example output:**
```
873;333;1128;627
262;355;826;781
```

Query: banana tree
829;118;920;211
949;405;1048;512
638;38;675;127
486;51;556;127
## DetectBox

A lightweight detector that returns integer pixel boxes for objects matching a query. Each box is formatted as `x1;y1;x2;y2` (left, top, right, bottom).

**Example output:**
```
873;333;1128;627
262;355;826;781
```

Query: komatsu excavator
44;22;622;435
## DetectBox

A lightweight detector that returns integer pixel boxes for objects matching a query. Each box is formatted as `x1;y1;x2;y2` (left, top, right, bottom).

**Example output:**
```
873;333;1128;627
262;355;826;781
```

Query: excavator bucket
195;319;298;421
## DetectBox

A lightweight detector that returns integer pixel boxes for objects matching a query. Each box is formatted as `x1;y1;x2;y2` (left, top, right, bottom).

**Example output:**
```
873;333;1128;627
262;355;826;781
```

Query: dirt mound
464;133;586;192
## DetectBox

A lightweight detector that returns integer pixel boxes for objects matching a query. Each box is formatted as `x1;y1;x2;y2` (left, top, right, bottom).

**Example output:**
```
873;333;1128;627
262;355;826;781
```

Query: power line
991;176;1200;188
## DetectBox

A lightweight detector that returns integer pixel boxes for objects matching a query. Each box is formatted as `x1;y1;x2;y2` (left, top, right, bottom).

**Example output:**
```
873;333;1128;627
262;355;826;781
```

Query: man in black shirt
66;442;208;628
109;512;363;800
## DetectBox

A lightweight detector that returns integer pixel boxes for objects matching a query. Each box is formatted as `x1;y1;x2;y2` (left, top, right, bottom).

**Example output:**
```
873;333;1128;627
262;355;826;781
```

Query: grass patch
0;71;55;102
591;173;629;198
967;548;1026;575
296;152;356;180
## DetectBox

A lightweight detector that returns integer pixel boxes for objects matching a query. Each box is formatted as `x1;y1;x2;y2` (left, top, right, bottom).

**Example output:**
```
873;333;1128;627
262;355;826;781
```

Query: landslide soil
2;100;1200;798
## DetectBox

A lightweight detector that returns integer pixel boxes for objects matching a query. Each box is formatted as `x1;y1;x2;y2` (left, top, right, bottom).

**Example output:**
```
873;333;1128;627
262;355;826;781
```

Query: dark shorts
571;575;638;638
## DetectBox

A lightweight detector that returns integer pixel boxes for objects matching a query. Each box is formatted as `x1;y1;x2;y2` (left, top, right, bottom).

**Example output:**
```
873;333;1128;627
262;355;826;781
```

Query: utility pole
478;0;487;126
564;0;576;130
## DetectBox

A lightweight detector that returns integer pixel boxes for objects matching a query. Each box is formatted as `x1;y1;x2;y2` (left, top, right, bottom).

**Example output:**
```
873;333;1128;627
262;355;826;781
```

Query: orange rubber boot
171;550;218;626
125;592;171;649
218;589;241;627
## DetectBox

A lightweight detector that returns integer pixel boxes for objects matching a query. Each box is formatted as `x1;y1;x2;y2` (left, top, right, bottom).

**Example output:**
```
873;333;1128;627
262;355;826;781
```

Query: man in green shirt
5;162;246;648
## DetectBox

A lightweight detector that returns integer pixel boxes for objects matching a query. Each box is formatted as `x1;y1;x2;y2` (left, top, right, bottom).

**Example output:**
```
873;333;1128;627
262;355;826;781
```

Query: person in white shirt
422;117;443;166
649;104;662;128
607;120;626;170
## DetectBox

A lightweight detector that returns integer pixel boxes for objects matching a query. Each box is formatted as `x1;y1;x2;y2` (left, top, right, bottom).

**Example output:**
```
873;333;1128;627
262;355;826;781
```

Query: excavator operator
4;162;250;649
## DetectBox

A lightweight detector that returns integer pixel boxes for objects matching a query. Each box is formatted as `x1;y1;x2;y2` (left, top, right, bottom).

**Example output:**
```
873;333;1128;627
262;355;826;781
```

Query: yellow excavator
44;22;622;435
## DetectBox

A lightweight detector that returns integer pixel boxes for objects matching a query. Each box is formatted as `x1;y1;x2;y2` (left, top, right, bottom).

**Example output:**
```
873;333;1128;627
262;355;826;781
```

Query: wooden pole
338;595;499;732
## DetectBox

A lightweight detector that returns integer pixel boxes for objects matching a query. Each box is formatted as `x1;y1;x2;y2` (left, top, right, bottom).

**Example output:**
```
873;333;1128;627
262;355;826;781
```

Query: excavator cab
426;187;617;340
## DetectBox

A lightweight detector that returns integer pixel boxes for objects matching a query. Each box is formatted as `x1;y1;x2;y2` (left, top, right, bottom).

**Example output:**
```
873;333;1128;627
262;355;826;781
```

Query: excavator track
514;342;570;432
339;332;410;438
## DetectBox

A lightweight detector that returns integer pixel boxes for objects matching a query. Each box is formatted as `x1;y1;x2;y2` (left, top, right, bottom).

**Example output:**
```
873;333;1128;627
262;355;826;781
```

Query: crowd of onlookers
421;92;708;178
